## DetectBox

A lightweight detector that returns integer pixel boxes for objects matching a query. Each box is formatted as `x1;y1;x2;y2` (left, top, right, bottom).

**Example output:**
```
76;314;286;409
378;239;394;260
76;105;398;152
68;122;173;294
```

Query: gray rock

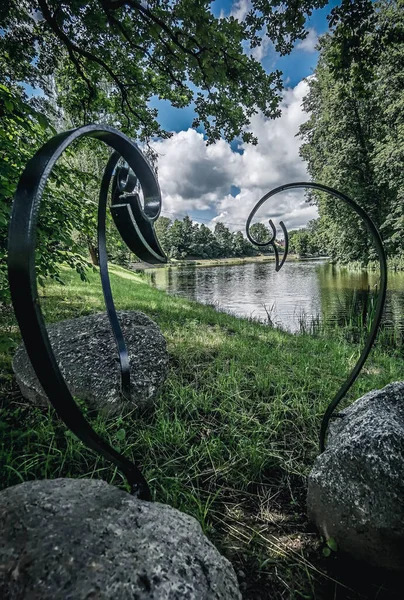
307;382;404;571
13;311;169;416
0;478;241;600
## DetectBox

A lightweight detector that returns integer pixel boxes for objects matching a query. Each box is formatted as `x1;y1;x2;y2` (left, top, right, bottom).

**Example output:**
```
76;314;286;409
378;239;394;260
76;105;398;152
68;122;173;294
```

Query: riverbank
131;253;327;271
345;254;404;272
1;264;402;599
131;253;404;272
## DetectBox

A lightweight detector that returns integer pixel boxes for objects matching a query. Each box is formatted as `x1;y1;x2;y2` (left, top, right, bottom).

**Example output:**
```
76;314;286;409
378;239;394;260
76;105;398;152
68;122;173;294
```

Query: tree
299;0;404;264
153;215;259;260
291;230;309;256
370;1;404;255
233;230;256;257
192;223;219;258
249;222;275;254
288;218;324;256
1;0;329;144
214;222;234;257
165;217;195;258
249;223;272;243
0;83;91;299
154;216;172;254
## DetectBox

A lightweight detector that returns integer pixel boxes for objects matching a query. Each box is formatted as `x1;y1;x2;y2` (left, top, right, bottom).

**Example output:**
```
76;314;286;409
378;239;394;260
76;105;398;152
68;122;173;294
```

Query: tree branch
101;3;187;91
38;0;143;124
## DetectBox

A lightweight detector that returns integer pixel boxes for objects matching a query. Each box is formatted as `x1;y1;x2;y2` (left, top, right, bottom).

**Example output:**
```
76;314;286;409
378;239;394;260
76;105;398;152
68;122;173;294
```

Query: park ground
1;264;403;599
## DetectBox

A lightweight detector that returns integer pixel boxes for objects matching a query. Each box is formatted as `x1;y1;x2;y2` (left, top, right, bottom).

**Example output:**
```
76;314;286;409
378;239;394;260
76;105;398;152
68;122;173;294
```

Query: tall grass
347;254;404;272
296;290;403;353
1;264;403;599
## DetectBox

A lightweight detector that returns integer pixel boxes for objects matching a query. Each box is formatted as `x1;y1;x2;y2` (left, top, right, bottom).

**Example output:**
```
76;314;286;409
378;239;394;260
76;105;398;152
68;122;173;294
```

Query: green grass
345;253;404;272
1;263;403;599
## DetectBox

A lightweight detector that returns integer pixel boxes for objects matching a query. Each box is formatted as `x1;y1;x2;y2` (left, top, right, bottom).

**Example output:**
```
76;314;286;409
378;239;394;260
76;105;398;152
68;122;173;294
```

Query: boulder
307;382;404;571
0;478;241;600
13;311;169;416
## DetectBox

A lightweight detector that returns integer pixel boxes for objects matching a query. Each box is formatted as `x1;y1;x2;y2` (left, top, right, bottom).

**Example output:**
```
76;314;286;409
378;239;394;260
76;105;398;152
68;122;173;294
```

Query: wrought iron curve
7;124;167;500
97;151;166;401
246;182;387;452
246;217;289;272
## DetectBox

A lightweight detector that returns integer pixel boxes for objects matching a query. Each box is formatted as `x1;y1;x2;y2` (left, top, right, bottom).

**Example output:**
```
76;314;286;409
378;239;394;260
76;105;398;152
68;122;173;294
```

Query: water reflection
147;261;404;334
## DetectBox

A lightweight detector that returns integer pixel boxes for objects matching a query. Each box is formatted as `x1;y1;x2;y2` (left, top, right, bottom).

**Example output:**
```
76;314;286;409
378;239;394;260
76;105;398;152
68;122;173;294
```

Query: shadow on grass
2;265;404;599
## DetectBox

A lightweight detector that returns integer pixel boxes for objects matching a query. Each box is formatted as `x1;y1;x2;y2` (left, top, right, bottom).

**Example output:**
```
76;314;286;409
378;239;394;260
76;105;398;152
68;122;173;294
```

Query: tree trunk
88;244;99;266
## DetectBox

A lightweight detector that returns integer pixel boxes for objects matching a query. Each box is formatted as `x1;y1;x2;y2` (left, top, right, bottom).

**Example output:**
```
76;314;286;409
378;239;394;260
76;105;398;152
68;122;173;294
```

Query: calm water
146;261;404;334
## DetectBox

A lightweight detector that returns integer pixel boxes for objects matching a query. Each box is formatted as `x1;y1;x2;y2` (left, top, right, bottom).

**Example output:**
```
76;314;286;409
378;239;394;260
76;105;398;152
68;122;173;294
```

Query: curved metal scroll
246;182;387;452
97;151;166;400
246;218;289;272
7;124;167;500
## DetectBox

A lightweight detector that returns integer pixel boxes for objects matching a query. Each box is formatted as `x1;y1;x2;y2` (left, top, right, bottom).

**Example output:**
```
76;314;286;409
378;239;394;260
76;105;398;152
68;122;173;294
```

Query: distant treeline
154;215;318;261
155;216;261;259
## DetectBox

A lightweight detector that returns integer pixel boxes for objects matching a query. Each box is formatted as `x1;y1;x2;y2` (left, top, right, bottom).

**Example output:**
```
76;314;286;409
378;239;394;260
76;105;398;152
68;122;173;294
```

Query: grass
1;263;403;599
296;289;404;352
345;254;404;272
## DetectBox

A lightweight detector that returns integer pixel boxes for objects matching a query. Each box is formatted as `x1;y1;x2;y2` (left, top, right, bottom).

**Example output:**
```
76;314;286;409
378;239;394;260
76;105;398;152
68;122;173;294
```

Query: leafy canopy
299;0;404;263
1;0;328;143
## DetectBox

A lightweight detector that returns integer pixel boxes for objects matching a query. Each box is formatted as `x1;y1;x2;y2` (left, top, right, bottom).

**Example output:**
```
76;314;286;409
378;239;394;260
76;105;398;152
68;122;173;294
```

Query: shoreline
129;254;404;272
130;254;328;271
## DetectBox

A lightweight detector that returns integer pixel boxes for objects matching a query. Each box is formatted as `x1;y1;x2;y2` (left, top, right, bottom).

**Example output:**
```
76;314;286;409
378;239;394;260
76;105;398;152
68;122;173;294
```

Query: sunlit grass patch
1;263;403;599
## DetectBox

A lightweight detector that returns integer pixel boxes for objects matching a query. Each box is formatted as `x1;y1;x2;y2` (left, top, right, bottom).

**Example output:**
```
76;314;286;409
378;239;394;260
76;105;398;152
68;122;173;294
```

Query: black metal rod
246;216;289;271
8;124;158;499
277;222;289;272
246;182;387;452
98;152;131;400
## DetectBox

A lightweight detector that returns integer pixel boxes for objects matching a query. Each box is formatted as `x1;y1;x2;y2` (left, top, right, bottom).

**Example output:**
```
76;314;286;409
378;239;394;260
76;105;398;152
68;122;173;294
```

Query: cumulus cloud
295;28;318;53
229;0;251;21
250;34;272;62
151;79;317;234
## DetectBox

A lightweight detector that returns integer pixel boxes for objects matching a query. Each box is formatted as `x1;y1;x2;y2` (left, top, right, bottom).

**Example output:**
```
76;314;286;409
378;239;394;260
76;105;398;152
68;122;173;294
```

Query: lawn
1;263;403;599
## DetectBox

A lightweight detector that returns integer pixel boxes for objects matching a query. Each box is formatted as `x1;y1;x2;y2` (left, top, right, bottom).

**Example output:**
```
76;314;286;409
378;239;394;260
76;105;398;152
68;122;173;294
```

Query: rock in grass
13;311;169;416
0;478;241;600
307;382;404;571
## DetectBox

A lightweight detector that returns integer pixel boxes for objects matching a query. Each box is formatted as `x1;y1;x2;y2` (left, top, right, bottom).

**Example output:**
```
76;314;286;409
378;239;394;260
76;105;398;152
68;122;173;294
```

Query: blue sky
151;1;342;232
26;1;341;232
151;0;341;134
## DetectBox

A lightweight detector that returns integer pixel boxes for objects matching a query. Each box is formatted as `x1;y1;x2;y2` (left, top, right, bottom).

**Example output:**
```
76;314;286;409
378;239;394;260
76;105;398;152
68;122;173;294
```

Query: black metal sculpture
8;125;387;500
98;150;166;401
8;124;167;500
246;182;387;451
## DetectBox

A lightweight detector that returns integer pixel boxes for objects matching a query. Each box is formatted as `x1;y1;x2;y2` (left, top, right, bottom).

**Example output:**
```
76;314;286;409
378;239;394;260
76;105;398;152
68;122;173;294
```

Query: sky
150;0;342;234
25;1;341;234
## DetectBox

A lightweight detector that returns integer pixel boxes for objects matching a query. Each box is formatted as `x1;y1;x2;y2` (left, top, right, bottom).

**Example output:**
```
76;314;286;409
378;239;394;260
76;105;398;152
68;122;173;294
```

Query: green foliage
155;215;259;260
288;219;325;256
1;0;329;143
1;264;403;597
299;0;404;264
0;84;91;300
66;139;139;268
322;536;338;557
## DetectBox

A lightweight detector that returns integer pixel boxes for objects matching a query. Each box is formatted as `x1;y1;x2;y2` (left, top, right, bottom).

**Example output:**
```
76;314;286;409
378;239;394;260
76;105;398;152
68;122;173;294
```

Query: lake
145;260;404;334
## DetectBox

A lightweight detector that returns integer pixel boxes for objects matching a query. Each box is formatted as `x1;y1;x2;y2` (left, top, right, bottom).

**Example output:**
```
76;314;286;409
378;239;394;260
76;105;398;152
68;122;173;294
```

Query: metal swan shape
8;124;167;500
246;182;387;452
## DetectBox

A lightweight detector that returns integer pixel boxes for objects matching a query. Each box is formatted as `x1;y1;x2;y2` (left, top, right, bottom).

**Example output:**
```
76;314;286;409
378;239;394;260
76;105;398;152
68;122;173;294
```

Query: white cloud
151;79;317;234
295;29;318;53
250;34;272;62
229;0;251;21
